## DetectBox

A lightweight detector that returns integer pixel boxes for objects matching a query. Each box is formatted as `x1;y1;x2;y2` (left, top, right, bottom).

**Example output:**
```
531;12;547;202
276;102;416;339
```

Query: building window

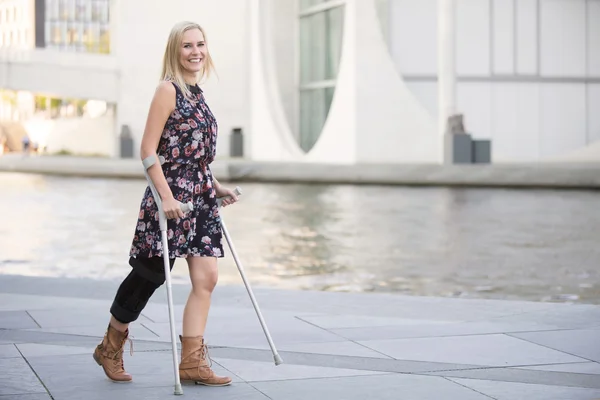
298;1;344;152
43;0;110;53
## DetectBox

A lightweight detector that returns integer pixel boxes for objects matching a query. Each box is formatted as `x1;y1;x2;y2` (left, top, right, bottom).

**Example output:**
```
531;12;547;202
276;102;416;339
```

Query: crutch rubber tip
174;383;184;395
274;354;284;365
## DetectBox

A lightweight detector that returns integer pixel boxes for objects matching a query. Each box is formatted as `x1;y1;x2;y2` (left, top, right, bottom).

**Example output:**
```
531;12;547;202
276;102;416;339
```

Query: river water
1;172;599;304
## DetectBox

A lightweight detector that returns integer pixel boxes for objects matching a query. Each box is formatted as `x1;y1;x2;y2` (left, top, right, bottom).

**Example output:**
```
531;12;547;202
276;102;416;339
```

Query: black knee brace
110;256;175;324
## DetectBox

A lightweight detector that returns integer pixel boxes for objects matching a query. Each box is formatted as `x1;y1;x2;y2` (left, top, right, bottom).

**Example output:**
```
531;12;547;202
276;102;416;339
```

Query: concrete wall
23;114;115;156
387;0;600;162
112;0;250;160
0;48;119;102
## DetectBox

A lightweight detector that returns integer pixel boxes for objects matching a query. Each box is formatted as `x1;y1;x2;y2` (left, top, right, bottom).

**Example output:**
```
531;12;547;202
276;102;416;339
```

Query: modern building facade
0;0;598;163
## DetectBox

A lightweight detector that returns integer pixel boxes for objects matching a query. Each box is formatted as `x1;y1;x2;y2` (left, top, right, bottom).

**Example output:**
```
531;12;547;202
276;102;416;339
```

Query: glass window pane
325;6;344;79
299;16;312;84
298;3;344;152
299;88;334;152
300;0;325;11
300;12;327;83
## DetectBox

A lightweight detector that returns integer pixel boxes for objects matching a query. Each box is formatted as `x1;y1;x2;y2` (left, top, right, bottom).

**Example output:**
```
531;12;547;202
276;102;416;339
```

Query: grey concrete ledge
1;154;600;189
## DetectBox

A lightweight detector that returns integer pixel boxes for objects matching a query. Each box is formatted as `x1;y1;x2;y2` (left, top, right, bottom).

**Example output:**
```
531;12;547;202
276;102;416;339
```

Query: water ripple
1;172;599;304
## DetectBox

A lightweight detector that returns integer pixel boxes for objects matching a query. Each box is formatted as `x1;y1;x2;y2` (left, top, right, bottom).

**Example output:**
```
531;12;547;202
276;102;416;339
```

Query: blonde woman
93;21;237;387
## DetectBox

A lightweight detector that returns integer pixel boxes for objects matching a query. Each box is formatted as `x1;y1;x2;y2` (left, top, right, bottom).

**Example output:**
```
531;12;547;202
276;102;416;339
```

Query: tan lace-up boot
179;335;232;386
93;324;133;382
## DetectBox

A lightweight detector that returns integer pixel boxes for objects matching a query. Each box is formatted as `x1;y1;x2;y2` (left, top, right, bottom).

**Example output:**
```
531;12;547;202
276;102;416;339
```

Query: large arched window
298;0;344;152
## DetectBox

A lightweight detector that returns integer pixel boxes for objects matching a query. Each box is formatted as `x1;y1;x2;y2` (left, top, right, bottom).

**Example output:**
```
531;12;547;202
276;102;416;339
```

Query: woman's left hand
215;185;239;207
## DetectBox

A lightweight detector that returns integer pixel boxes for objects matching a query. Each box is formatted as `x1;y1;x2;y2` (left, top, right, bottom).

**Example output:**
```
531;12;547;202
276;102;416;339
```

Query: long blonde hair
160;21;216;99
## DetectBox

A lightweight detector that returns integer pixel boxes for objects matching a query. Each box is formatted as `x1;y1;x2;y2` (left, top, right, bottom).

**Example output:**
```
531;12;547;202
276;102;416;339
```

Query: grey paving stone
489;304;600;330
209;346;480;374
213;357;387;382
24;321;159;341
0;275;191;306
140;303;186;323
358;333;586;366
243;340;393;359
0;344;21;358
26;350;242;397
0;394;52;399
144;312;345;348
47;383;270;400
16;343;95;358
141;304;320;324
226;287;557;321
0;311;38;329
450;377;600;400
27;307;152;329
424;367;600;389
297;314;455;329
252;373;491;400
510;329;600;363
0;339;26;345
333;320;564;341
515;362;600;375
0;329;171;353
0;357;46;396
0;293;108;312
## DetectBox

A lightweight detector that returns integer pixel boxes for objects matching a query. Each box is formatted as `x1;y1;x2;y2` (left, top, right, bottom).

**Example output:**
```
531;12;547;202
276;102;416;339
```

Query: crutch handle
217;186;243;207
180;201;193;214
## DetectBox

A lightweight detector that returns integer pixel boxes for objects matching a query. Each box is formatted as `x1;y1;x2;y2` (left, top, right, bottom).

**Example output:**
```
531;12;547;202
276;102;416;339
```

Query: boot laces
196;343;214;377
109;336;134;370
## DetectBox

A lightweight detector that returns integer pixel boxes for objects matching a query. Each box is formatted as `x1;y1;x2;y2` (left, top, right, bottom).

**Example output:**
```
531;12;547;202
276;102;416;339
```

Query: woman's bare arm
140;81;183;219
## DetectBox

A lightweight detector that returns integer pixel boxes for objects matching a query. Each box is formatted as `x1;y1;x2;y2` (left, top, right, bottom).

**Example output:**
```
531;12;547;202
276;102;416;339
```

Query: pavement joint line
504;333;596;363
443;377;498;400
331;326;592;341
245;372;400;384
15;344;56;400
293;315;395;360
139;323;161;338
458;305;573;323
25;310;42;329
421;370;600;390
245;381;275;400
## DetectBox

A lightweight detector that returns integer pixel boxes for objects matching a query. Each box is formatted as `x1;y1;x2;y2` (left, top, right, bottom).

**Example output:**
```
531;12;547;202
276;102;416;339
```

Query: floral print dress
129;82;223;260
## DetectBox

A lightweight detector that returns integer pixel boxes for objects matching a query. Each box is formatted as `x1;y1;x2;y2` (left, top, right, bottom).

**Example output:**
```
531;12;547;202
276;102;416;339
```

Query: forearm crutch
142;155;192;396
217;187;283;366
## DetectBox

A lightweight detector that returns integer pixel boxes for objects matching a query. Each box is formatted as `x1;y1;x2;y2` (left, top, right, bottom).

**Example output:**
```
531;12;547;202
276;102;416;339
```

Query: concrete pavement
1;154;600;189
1;274;599;399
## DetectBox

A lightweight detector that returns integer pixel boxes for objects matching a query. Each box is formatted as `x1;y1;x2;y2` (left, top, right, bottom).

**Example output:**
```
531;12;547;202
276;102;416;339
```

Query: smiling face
179;28;206;79
161;22;215;90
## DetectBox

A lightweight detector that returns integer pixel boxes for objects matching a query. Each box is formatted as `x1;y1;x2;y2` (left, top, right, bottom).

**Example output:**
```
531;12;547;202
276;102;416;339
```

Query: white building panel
388;0;437;76
457;82;492;140
456;0;491;76
588;84;600;144
515;0;538;75
491;83;540;161
540;0;586;77
491;0;515;75
539;83;587;157
588;0;600;77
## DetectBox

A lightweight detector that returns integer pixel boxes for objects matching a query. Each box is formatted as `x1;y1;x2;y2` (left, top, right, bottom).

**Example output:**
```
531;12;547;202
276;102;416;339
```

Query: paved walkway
1;154;600;188
1;274;599;399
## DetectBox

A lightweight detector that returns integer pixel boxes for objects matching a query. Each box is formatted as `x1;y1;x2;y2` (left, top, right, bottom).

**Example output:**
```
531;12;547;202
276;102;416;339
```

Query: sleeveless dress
129;82;224;260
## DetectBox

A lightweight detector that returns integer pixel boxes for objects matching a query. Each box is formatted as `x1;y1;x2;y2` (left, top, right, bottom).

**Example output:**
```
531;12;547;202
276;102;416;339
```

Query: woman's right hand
163;196;185;220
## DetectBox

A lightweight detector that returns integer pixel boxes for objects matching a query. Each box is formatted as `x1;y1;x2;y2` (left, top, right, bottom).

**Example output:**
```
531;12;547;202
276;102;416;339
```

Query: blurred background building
0;0;598;162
